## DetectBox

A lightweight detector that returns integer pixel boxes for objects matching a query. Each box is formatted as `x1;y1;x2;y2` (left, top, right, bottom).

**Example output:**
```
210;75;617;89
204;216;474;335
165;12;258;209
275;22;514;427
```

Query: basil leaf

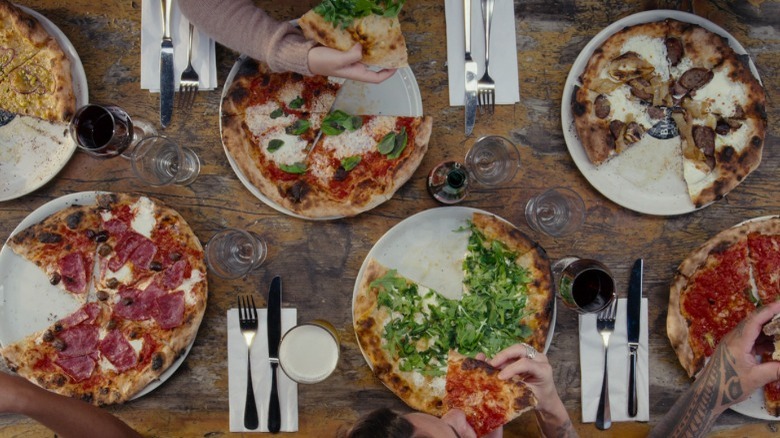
289;96;305;109
377;132;396;154
341;155;362;171
322;110;361;136
270;108;284;119
285;119;311;135
267;139;284;152
279;162;307;174
387;127;408;159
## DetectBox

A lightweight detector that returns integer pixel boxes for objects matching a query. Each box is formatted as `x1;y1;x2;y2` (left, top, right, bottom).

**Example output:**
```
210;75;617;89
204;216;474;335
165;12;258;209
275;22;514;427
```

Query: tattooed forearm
535;410;579;438
650;341;744;438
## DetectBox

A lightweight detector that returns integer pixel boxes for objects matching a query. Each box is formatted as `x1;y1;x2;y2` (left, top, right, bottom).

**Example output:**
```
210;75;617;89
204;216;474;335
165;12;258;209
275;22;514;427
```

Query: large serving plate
352;206;557;374
0;5;89;202
0;192;194;401
561;10;762;216
219;55;423;220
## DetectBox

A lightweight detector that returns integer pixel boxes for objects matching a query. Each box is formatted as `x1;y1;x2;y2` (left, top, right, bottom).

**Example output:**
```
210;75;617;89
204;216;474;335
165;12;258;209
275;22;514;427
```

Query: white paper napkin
140;0;217;92
579;298;650;422
227;308;298;432
444;0;520;106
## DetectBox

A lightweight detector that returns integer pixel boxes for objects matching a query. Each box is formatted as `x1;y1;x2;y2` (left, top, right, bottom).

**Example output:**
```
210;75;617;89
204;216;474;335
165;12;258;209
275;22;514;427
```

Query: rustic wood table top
0;0;778;436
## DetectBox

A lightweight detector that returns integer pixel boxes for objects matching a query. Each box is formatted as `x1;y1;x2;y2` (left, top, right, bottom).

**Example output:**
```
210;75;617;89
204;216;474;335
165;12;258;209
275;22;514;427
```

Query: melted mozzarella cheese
179;269;204;305
607;86;654;129
621;35;670;81
260;128;308;166
130;196;155;238
129;338;144;354
716;122;751;153
690;68;747;117
245;104;293;136
110;264;133;284
99;356;117;373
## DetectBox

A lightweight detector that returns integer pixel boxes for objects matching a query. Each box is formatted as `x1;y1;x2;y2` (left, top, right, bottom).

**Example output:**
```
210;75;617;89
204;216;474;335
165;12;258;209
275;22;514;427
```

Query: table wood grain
0;0;778;436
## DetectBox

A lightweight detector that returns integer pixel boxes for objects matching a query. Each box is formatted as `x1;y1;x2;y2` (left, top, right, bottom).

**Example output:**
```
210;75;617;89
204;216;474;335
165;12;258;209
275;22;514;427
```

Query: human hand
0;372;24;413
488;344;561;413
308;44;396;84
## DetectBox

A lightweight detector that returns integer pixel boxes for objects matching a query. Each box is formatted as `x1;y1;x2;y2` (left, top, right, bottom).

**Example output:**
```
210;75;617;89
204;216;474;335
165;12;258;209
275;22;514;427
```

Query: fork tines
178;22;199;111
238;295;258;326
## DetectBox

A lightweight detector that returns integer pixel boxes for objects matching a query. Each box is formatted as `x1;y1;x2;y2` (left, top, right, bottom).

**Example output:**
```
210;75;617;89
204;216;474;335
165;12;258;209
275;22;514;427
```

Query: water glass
524;187;586;237
205;228;267;279
553;257;615;314
130;136;200;186
464;135;520;186
278;320;340;384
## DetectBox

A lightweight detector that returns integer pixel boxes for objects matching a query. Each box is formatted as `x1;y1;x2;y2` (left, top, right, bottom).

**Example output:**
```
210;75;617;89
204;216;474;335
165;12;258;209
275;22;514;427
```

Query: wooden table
0;0;778;436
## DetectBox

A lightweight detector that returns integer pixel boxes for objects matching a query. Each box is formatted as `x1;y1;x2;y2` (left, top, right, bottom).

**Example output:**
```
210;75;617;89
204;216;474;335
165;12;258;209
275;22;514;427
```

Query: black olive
49;272;62;285
96;290;110;301
149;261;163;271
98;244;112;257
38;232;62;244
66;211;83;229
52;338;66;351
42;330;54;342
105;278;119;289
53;323;63;332
94;230;109;243
85;229;96;239
169;252;182;261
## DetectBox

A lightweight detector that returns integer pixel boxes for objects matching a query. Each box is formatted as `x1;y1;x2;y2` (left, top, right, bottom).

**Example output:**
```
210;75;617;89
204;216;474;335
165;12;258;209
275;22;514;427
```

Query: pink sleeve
178;0;317;75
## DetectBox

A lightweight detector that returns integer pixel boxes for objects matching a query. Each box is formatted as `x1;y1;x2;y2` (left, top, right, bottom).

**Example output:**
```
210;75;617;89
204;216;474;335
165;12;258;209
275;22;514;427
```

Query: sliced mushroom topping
607;52;655;82
665;37;684;66
628;77;654;101
678;68;713;92
715;118;742;135
624;122;645;144
594;94;611;119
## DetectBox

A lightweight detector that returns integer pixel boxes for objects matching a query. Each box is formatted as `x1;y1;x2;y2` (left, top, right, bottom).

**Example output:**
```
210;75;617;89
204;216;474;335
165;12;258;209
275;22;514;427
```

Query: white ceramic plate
0;192;195;401
219;56;423;220
352;206;557;374
0;6;89;202
561;10;762;216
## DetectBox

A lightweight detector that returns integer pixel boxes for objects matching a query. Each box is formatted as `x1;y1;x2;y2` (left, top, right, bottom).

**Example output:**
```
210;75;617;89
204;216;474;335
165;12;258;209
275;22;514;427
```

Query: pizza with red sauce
444;351;536;436
0;193;207;405
221;58;432;219
667;216;780;413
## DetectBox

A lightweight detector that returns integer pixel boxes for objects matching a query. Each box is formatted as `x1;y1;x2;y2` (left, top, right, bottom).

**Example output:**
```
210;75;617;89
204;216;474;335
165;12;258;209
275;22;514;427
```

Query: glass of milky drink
278;320;340;384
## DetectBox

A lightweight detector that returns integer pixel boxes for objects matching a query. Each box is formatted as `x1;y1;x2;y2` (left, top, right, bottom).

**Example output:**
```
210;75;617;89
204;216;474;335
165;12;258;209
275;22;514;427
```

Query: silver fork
238;295;259;430
596;297;617;430
477;0;495;114
178;22;199;110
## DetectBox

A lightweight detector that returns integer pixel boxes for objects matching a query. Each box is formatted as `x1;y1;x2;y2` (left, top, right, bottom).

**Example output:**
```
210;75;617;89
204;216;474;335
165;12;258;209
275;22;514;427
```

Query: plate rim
0;191;197;401
560;9;762;216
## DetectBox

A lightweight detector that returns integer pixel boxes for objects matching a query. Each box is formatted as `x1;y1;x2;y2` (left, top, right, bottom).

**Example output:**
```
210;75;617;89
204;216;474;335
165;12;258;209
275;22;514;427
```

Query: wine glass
464;135;520;187
427;161;470;204
524;187;586;237
69;104;156;159
552;257;615;314
205;228;267;279
130;136;200;186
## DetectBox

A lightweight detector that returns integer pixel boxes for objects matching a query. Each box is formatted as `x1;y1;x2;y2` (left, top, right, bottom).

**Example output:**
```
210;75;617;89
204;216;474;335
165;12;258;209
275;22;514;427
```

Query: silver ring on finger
523;343;537;360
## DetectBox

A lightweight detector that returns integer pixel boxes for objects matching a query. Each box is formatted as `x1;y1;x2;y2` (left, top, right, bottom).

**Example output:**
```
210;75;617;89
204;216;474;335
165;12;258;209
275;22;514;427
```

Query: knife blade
626;258;643;418
463;0;478;135
159;0;174;128
267;276;282;433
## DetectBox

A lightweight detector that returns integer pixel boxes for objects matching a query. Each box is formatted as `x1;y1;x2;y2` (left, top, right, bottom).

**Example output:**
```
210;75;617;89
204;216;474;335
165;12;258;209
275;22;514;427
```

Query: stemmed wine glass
130;136;200;186
69;104;156;159
205;228;267;279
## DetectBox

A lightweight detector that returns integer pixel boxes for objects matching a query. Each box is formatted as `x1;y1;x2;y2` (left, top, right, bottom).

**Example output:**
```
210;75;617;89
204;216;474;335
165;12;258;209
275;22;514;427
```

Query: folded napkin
227;308;298;432
140;0;217;92
444;0;520;106
579;298;650;422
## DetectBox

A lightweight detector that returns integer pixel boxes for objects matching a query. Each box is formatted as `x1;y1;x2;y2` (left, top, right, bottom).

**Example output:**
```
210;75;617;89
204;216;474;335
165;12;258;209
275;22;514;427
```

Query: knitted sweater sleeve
178;0;317;75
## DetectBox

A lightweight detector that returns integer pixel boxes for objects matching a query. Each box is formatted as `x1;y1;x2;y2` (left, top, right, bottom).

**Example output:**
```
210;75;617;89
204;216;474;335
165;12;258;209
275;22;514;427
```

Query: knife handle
268;362;281;433
464;0;471;55
161;0;172;39
244;355;259;430
628;346;638;417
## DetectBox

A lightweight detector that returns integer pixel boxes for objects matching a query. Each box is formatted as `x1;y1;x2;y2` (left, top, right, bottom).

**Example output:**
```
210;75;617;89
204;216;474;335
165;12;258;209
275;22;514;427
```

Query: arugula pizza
353;213;553;416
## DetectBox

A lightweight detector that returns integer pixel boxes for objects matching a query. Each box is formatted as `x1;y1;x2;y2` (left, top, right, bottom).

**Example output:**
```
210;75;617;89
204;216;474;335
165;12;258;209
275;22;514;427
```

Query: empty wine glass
130;136;200;186
464;135;520;187
525;187;586;237
205;228;267;279
69;104;155;159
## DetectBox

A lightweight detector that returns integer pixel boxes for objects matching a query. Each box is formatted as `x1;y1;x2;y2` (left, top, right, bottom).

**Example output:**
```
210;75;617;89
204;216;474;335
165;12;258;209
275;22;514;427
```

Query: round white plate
0;192;195;401
219;56;423;220
0;6;89;203
352;206;557;374
560;10;762;216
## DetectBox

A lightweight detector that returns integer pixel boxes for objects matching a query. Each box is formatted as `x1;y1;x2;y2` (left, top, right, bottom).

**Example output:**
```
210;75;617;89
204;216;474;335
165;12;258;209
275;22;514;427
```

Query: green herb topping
267;139;284;152
285;119;311;135
314;0;406;29
322;110;363;135
279;162;307;174
270;108;285;119
289;96;305;109
341;155;362;171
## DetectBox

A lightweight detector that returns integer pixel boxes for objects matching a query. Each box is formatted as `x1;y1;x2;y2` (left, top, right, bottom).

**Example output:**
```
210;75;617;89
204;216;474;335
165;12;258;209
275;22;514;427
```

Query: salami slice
55;355;97;382
57;325;99;358
58;252;88;294
162;260;189;290
98;330;138;372
154;291;185;329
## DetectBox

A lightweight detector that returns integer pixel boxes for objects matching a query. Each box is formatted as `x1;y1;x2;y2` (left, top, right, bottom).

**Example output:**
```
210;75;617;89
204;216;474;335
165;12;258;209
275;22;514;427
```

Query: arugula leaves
314;0;406;29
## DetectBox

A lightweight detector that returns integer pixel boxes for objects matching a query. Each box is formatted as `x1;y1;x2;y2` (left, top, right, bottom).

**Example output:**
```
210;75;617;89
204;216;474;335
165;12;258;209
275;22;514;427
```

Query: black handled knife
267;276;282;433
626;258;643;417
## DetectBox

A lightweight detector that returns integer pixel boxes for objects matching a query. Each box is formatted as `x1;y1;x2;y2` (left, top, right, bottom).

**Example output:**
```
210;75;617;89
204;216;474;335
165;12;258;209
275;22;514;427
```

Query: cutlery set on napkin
579;259;650;425
227;277;298;433
140;0;217;126
445;0;520;134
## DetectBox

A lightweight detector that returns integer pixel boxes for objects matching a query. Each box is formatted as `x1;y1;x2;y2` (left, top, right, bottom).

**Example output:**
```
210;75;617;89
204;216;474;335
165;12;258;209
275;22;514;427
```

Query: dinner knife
159;0;174;128
463;0;478;135
267;276;282;433
626;258;643;418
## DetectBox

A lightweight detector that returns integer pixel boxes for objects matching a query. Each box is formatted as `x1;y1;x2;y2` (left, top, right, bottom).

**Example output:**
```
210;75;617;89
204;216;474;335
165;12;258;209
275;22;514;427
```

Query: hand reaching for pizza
308;44;396;84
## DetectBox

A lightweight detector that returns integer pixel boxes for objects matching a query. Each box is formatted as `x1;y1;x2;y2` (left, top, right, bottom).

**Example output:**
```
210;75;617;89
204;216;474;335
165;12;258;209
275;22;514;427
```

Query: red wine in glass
69;104;134;158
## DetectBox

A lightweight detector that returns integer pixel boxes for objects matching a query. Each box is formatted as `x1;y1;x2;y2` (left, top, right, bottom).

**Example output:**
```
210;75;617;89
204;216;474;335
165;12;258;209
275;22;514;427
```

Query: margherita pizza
667;216;780;413
0;193;207;405
572;18;766;208
221;58;431;219
445;350;536;436
354;213;553;417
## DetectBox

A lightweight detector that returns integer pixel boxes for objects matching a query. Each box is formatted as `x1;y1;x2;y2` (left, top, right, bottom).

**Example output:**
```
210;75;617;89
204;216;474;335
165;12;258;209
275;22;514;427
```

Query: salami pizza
221;58;431;219
572;18;766;208
667;216;780;413
0;193;207;405
354;213;553;417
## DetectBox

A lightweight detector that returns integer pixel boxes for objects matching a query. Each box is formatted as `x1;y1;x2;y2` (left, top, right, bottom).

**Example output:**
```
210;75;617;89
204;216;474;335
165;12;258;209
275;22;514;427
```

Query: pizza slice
298;0;408;69
7;204;101;298
747;227;780;304
0;0;50;79
761;315;780;416
444;350;536;436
